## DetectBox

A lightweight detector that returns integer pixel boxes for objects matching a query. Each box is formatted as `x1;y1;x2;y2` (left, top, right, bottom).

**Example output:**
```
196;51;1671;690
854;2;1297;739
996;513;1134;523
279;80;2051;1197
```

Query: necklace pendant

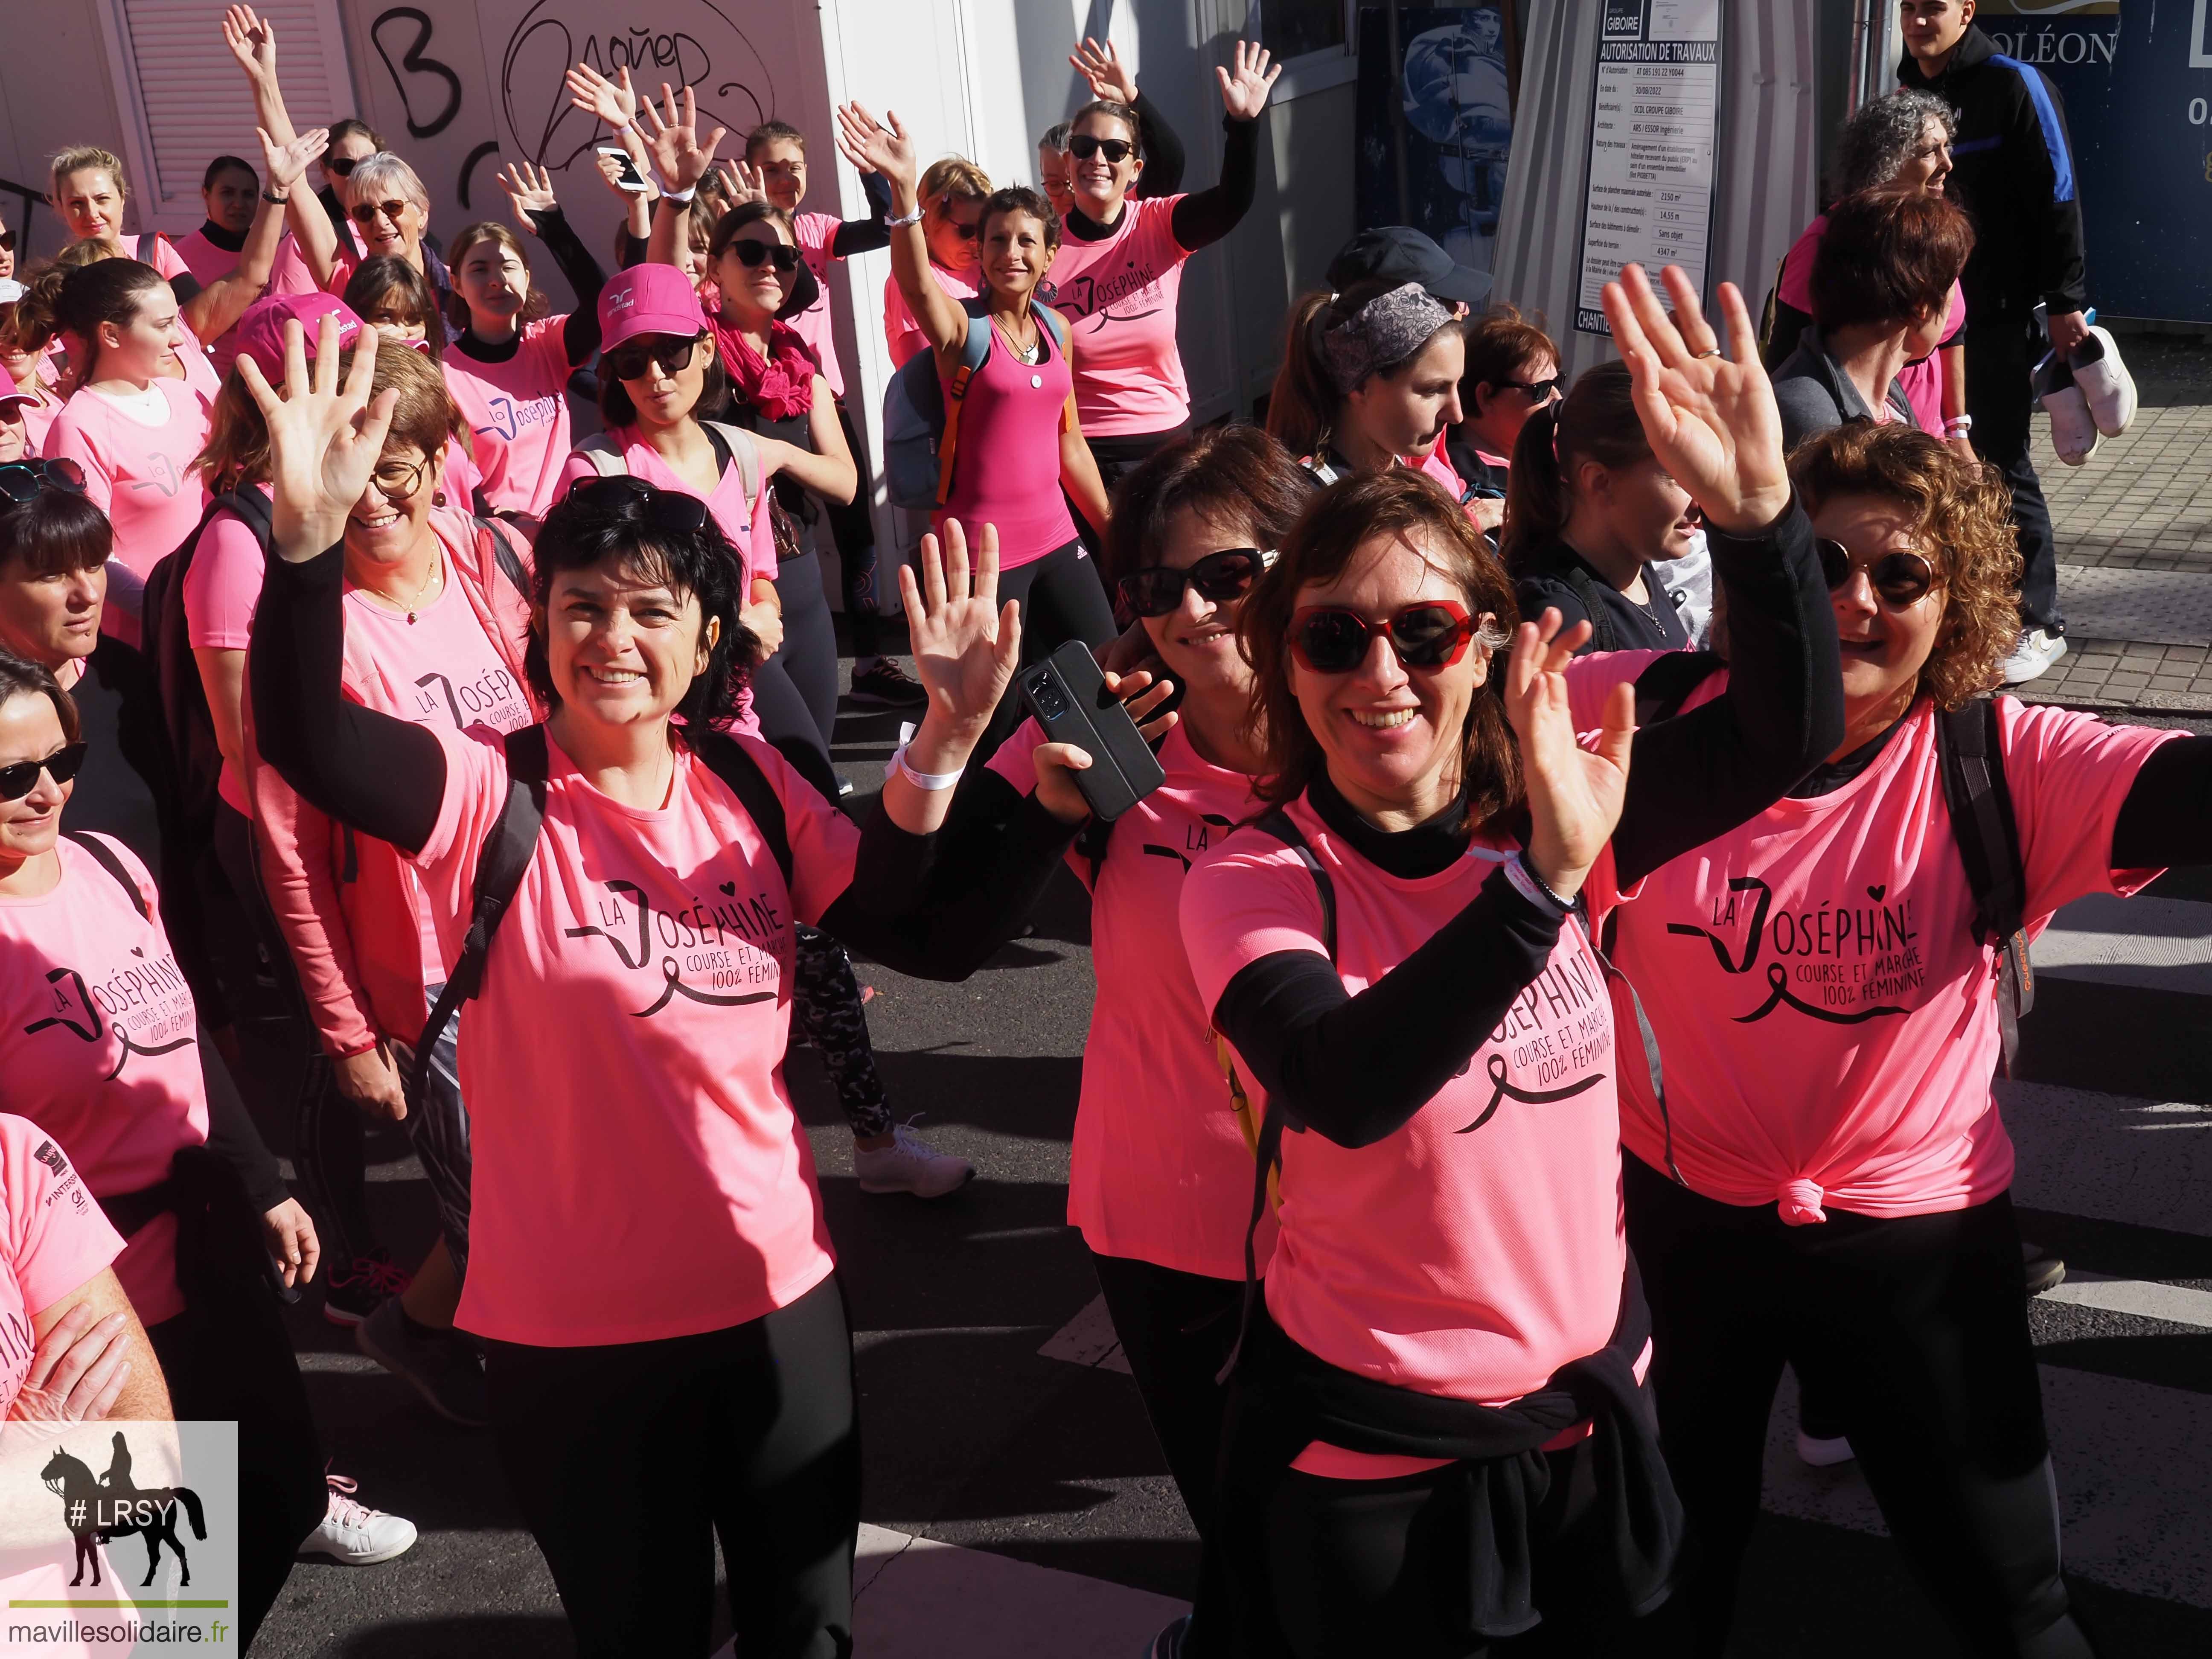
407;611;417;625
1030;372;1043;390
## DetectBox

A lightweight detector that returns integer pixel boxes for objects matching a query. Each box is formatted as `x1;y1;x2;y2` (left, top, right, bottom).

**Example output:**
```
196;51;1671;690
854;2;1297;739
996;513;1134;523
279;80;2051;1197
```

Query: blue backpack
880;300;1070;511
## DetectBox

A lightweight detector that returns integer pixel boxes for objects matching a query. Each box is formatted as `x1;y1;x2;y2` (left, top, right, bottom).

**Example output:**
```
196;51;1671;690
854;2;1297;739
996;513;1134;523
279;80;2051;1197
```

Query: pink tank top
933;315;1079;569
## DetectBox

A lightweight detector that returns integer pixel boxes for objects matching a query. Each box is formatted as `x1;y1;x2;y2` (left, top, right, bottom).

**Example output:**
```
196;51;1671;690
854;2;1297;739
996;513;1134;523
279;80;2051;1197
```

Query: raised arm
500;163;607;363
182;127;329;343
1168;42;1277;252
221;6;294;147
1070;38;1187;199
633;80;726;272
835;102;969;358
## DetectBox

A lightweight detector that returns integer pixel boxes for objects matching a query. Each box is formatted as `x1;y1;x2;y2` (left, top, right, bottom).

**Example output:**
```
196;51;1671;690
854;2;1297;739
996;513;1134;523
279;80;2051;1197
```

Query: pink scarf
709;311;817;421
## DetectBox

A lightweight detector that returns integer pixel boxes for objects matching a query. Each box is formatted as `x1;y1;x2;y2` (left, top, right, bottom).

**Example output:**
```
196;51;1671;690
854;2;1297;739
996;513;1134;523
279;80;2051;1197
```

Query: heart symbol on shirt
1866;885;1887;901
719;882;738;896
131;946;146;957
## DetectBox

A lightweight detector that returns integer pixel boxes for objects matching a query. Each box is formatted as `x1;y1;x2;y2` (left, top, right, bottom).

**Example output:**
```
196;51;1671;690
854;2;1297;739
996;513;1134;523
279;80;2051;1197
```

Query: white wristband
1944;414;1973;433
664;185;697;205
1504;853;1574;918
886;742;963;791
885;203;924;228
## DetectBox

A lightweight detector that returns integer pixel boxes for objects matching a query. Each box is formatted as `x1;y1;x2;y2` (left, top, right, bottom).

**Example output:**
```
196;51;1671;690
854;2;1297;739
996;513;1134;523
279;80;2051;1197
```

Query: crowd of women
0;8;2199;1656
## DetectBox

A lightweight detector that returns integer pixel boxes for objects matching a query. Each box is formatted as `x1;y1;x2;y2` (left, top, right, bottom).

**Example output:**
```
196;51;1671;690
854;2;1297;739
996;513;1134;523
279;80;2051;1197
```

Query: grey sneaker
300;1474;418;1565
854;1119;975;1198
356;1297;489;1427
2000;627;2067;685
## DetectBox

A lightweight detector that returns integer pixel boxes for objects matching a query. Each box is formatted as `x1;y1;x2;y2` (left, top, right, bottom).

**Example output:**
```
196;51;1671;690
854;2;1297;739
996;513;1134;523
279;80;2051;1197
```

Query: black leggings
822;401;884;659
1963;317;2061;634
766;548;841;756
976;538;1119;763
483;1272;860;1659
1622;1155;2093;1659
1091;1251;1240;1647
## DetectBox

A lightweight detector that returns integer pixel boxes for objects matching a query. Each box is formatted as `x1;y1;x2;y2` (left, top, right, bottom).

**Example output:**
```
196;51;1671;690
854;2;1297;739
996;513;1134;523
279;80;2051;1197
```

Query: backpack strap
571;434;629;478
1033;303;1071;354
1935;698;2034;1074
407;725;551;1107
64;832;151;921
1632;649;1726;727
690;729;793;893
1550;562;1621;654
1216;806;1333;1382
701;422;762;506
934;310;995;507
470;514;532;603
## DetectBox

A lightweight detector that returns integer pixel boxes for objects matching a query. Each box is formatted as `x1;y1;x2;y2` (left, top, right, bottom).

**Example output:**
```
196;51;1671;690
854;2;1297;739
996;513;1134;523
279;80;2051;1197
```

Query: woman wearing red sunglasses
1176;264;1844;1656
1553;416;2212;1657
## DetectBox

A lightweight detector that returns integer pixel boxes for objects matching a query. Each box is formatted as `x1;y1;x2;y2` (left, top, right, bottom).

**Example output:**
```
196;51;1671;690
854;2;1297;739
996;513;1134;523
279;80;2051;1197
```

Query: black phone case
1017;639;1167;821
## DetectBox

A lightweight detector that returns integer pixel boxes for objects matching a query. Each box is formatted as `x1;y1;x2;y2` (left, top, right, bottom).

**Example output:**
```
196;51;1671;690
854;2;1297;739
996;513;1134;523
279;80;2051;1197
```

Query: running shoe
300;1475;418;1565
854;1119;975;1198
848;657;930;709
2070;325;2137;437
2023;1240;2067;1298
2000;628;2068;686
321;1247;413;1327
356;1297;489;1427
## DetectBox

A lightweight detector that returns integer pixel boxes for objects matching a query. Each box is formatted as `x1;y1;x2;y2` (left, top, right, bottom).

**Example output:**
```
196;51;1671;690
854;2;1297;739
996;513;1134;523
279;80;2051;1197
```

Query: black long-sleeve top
245;542;1072;981
450;209;607;367
1208;501;1844;1151
1065;111;1260;253
1129;91;1187;200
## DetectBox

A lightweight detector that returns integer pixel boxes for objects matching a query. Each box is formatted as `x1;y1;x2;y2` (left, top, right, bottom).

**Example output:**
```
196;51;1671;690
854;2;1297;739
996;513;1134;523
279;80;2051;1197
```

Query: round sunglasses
349;198;413;228
605;334;703;383
0;741;87;802
1289;601;1477;675
725;241;802;272
1068;134;1136;165
0;458;87;506
1816;538;1937;608
1116;547;1274;620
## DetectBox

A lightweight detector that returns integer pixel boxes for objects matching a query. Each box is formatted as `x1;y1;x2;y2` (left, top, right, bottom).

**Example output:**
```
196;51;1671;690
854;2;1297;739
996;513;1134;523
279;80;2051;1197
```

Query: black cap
1326;226;1493;307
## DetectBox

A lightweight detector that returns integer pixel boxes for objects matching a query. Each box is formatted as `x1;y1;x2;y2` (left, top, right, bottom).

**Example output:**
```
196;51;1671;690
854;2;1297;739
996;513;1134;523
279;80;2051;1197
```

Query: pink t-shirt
409;723;862;1345
790;211;846;400
0;835;211;1327
181;489;274;815
991;719;1276;1279
555;428;777;583
45;379;213;578
1181;799;1628;1408
1597;687;2175;1222
884;263;981;370
172;228;240;291
442;318;577;517
933;319;1078;568
1042;196;1192;436
1780;213;1965;439
118;234;189;281
1419;437;1467;502
15;386;67;457
0;1113;124;1416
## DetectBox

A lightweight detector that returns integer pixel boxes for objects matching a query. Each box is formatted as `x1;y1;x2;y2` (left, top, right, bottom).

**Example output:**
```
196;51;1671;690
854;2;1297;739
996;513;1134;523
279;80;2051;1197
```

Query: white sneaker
2071;325;2137;437
1795;1429;1858;1468
2034;351;2100;466
854;1119;975;1198
300;1474;419;1565
2000;627;2068;684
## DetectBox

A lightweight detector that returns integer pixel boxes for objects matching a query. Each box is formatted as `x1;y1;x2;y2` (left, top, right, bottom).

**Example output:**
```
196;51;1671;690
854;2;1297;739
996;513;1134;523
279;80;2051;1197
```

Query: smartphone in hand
596;145;650;194
1018;639;1167;821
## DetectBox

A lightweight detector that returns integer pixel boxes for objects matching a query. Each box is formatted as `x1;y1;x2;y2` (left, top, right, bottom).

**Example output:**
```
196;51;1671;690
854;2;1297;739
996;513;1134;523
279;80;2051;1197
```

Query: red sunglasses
1289;601;1477;675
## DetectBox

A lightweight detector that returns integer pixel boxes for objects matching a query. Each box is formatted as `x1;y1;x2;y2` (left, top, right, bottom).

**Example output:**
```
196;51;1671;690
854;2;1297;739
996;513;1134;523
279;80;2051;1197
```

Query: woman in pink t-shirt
0;643;409;1642
46;146;190;283
1178;267;1844;1653
439;170;607;518
341;259;481;504
1582;419;2206;1658
244;318;1088;1655
0;295;67;456
881;157;988;370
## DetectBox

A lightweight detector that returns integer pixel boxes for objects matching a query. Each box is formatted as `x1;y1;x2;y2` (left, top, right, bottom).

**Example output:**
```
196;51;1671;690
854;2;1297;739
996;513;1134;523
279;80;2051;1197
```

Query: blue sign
1356;6;1515;276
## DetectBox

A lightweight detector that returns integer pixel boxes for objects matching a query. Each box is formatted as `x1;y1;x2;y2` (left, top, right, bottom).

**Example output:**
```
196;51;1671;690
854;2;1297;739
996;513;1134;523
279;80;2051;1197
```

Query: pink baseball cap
597;264;707;354
233;294;365;378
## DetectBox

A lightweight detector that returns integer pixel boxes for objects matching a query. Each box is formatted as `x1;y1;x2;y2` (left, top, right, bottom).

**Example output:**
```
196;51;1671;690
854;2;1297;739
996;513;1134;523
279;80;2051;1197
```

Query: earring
432;490;446;507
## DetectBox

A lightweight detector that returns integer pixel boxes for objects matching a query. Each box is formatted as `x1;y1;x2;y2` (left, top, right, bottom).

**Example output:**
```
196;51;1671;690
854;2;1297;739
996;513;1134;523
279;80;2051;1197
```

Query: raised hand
1505;609;1633;902
234;315;397;560
1602;263;1788;536
1217;41;1281;120
260;126;329;195
565;60;639;130
636;81;726;194
1033;670;1177;825
1071;36;1138;105
221;3;277;85
900;518;1020;754
833;102;916;195
712;157;769;207
498;161;559;233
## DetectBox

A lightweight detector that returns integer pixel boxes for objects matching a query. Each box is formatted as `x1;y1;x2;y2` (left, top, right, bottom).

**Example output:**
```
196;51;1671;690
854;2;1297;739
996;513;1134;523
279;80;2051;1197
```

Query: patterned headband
1320;282;1456;395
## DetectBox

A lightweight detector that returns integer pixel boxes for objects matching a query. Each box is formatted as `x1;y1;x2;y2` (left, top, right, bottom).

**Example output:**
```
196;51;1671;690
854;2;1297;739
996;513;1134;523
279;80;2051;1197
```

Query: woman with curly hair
1564;419;2212;1656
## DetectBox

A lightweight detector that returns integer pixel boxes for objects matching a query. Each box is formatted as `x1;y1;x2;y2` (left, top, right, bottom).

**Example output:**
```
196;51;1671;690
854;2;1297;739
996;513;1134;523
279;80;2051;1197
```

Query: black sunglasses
0;228;14;253
1816;538;1936;608
1068;134;1135;164
1502;375;1560;402
0;458;87;505
605;334;702;383
568;474;710;534
1117;547;1272;620
0;742;87;802
1290;602;1477;675
944;218;981;242
326;155;359;178
725;240;802;272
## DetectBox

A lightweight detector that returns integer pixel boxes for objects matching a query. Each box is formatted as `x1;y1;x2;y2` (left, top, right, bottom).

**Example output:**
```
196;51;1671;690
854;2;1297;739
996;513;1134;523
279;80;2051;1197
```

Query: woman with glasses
0;283;64;454
1447;306;1559;537
246;317;1097;1655
883;157;991;369
438;166;608;519
1177;266;1842;1657
1045;41;1280;495
1549;418;2212;1658
282;149;452;329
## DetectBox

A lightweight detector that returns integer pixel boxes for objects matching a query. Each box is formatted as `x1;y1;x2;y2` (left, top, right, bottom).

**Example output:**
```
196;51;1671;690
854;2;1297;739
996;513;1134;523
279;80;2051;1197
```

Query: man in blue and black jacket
1901;0;2087;686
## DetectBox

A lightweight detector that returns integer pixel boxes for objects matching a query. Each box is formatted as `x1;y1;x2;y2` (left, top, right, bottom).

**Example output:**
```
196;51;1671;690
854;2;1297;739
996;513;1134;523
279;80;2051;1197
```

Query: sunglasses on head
350;198;411;227
569;474;710;535
1118;547;1273;620
0;457;87;505
1068;134;1135;164
1816;538;1936;608
326;155;359;178
605;334;702;383
725;240;802;272
0;742;87;802
1289;601;1478;675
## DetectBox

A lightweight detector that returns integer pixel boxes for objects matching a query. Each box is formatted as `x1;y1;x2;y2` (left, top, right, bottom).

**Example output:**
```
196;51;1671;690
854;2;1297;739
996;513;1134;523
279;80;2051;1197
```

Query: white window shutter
93;0;355;233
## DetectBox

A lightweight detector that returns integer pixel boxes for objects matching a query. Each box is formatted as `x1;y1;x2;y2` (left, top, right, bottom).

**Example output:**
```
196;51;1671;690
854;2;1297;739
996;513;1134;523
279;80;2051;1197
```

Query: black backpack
1631;653;2034;1071
405;723;794;1106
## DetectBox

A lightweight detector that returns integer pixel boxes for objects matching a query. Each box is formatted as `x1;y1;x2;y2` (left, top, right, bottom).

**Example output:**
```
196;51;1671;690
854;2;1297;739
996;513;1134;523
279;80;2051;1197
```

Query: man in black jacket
1901;0;2086;684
